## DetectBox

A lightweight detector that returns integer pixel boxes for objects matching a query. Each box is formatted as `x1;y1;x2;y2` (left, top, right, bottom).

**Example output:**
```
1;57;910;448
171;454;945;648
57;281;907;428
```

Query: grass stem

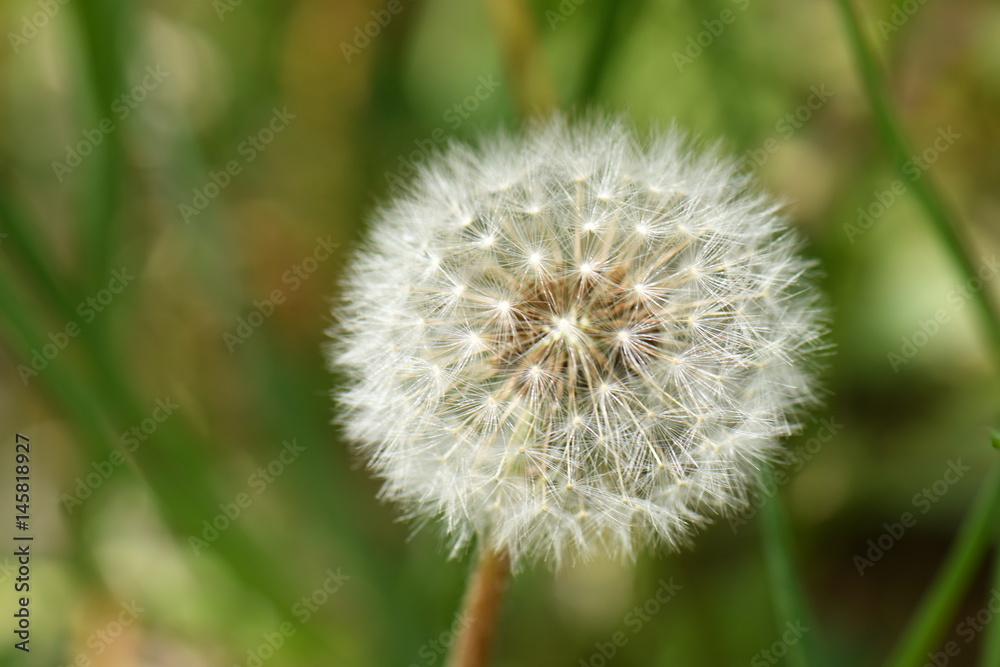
882;465;1000;667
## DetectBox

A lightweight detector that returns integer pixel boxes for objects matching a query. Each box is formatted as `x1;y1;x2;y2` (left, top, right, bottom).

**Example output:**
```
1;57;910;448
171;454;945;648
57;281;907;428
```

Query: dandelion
330;116;825;569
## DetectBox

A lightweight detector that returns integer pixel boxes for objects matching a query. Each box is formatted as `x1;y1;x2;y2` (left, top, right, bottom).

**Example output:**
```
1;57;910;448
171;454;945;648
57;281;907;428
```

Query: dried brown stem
446;547;511;667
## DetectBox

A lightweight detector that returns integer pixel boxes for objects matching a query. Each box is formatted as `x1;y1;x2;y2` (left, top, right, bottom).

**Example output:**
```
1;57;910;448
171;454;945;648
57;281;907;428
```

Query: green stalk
882;465;1000;667
575;0;647;105
0;275;111;457
833;4;1000;664
683;0;759;152
71;0;130;293
833;0;1000;368
0;195;75;315
981;541;1000;667
758;466;821;667
482;0;558;116
0;262;333;654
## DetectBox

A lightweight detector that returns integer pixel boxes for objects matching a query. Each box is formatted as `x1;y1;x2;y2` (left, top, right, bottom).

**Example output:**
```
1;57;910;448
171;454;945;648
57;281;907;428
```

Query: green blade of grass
71;0;130;292
0;193;76;315
981;542;1000;667
833;0;1000;368
682;0;760;153
249;335;428;665
79;333;338;652
0;267;332;655
833;4;1000;663
882;465;1000;667
0;272;112;458
58;7;318;636
574;0;648;105
483;0;558;116
758;465;821;667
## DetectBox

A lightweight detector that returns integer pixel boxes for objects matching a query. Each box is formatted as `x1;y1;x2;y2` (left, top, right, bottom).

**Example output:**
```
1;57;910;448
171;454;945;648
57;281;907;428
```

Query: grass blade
981;543;1000;667
882;465;1000;667
833;0;1000;367
483;0;558;116
574;0;648;105
759;466;821;667
70;0;130;291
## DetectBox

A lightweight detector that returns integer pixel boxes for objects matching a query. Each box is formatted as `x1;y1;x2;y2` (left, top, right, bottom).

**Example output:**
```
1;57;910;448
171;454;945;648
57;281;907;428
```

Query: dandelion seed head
330;116;826;567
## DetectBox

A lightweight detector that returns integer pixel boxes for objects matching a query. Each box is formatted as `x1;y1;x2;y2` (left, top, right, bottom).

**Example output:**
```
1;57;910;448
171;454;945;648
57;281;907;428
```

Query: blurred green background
1;0;999;665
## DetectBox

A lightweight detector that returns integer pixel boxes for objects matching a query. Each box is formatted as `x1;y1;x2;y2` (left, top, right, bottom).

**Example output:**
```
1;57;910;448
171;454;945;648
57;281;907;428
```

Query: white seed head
329;116;826;567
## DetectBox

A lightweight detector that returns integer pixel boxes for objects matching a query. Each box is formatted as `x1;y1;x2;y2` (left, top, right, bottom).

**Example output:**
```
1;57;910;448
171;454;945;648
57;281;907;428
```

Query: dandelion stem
882;465;1000;667
482;0;557;116
447;547;511;667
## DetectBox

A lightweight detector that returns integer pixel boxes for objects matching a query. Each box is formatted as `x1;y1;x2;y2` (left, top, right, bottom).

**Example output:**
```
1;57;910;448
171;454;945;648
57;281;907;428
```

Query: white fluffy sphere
330;116;825;566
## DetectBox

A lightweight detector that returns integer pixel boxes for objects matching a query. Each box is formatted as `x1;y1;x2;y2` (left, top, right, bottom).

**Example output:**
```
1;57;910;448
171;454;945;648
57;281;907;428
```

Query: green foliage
0;0;998;665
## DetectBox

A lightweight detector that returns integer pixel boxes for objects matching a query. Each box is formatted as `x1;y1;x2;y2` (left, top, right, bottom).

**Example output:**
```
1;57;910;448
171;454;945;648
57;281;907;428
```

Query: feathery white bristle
329;115;826;567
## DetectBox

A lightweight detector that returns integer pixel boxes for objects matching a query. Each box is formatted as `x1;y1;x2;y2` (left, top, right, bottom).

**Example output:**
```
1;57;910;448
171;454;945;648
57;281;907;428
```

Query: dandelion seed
329;115;826;567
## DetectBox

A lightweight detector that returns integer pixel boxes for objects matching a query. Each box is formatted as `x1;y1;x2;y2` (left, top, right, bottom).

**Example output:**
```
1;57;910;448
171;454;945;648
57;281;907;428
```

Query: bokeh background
1;0;999;665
